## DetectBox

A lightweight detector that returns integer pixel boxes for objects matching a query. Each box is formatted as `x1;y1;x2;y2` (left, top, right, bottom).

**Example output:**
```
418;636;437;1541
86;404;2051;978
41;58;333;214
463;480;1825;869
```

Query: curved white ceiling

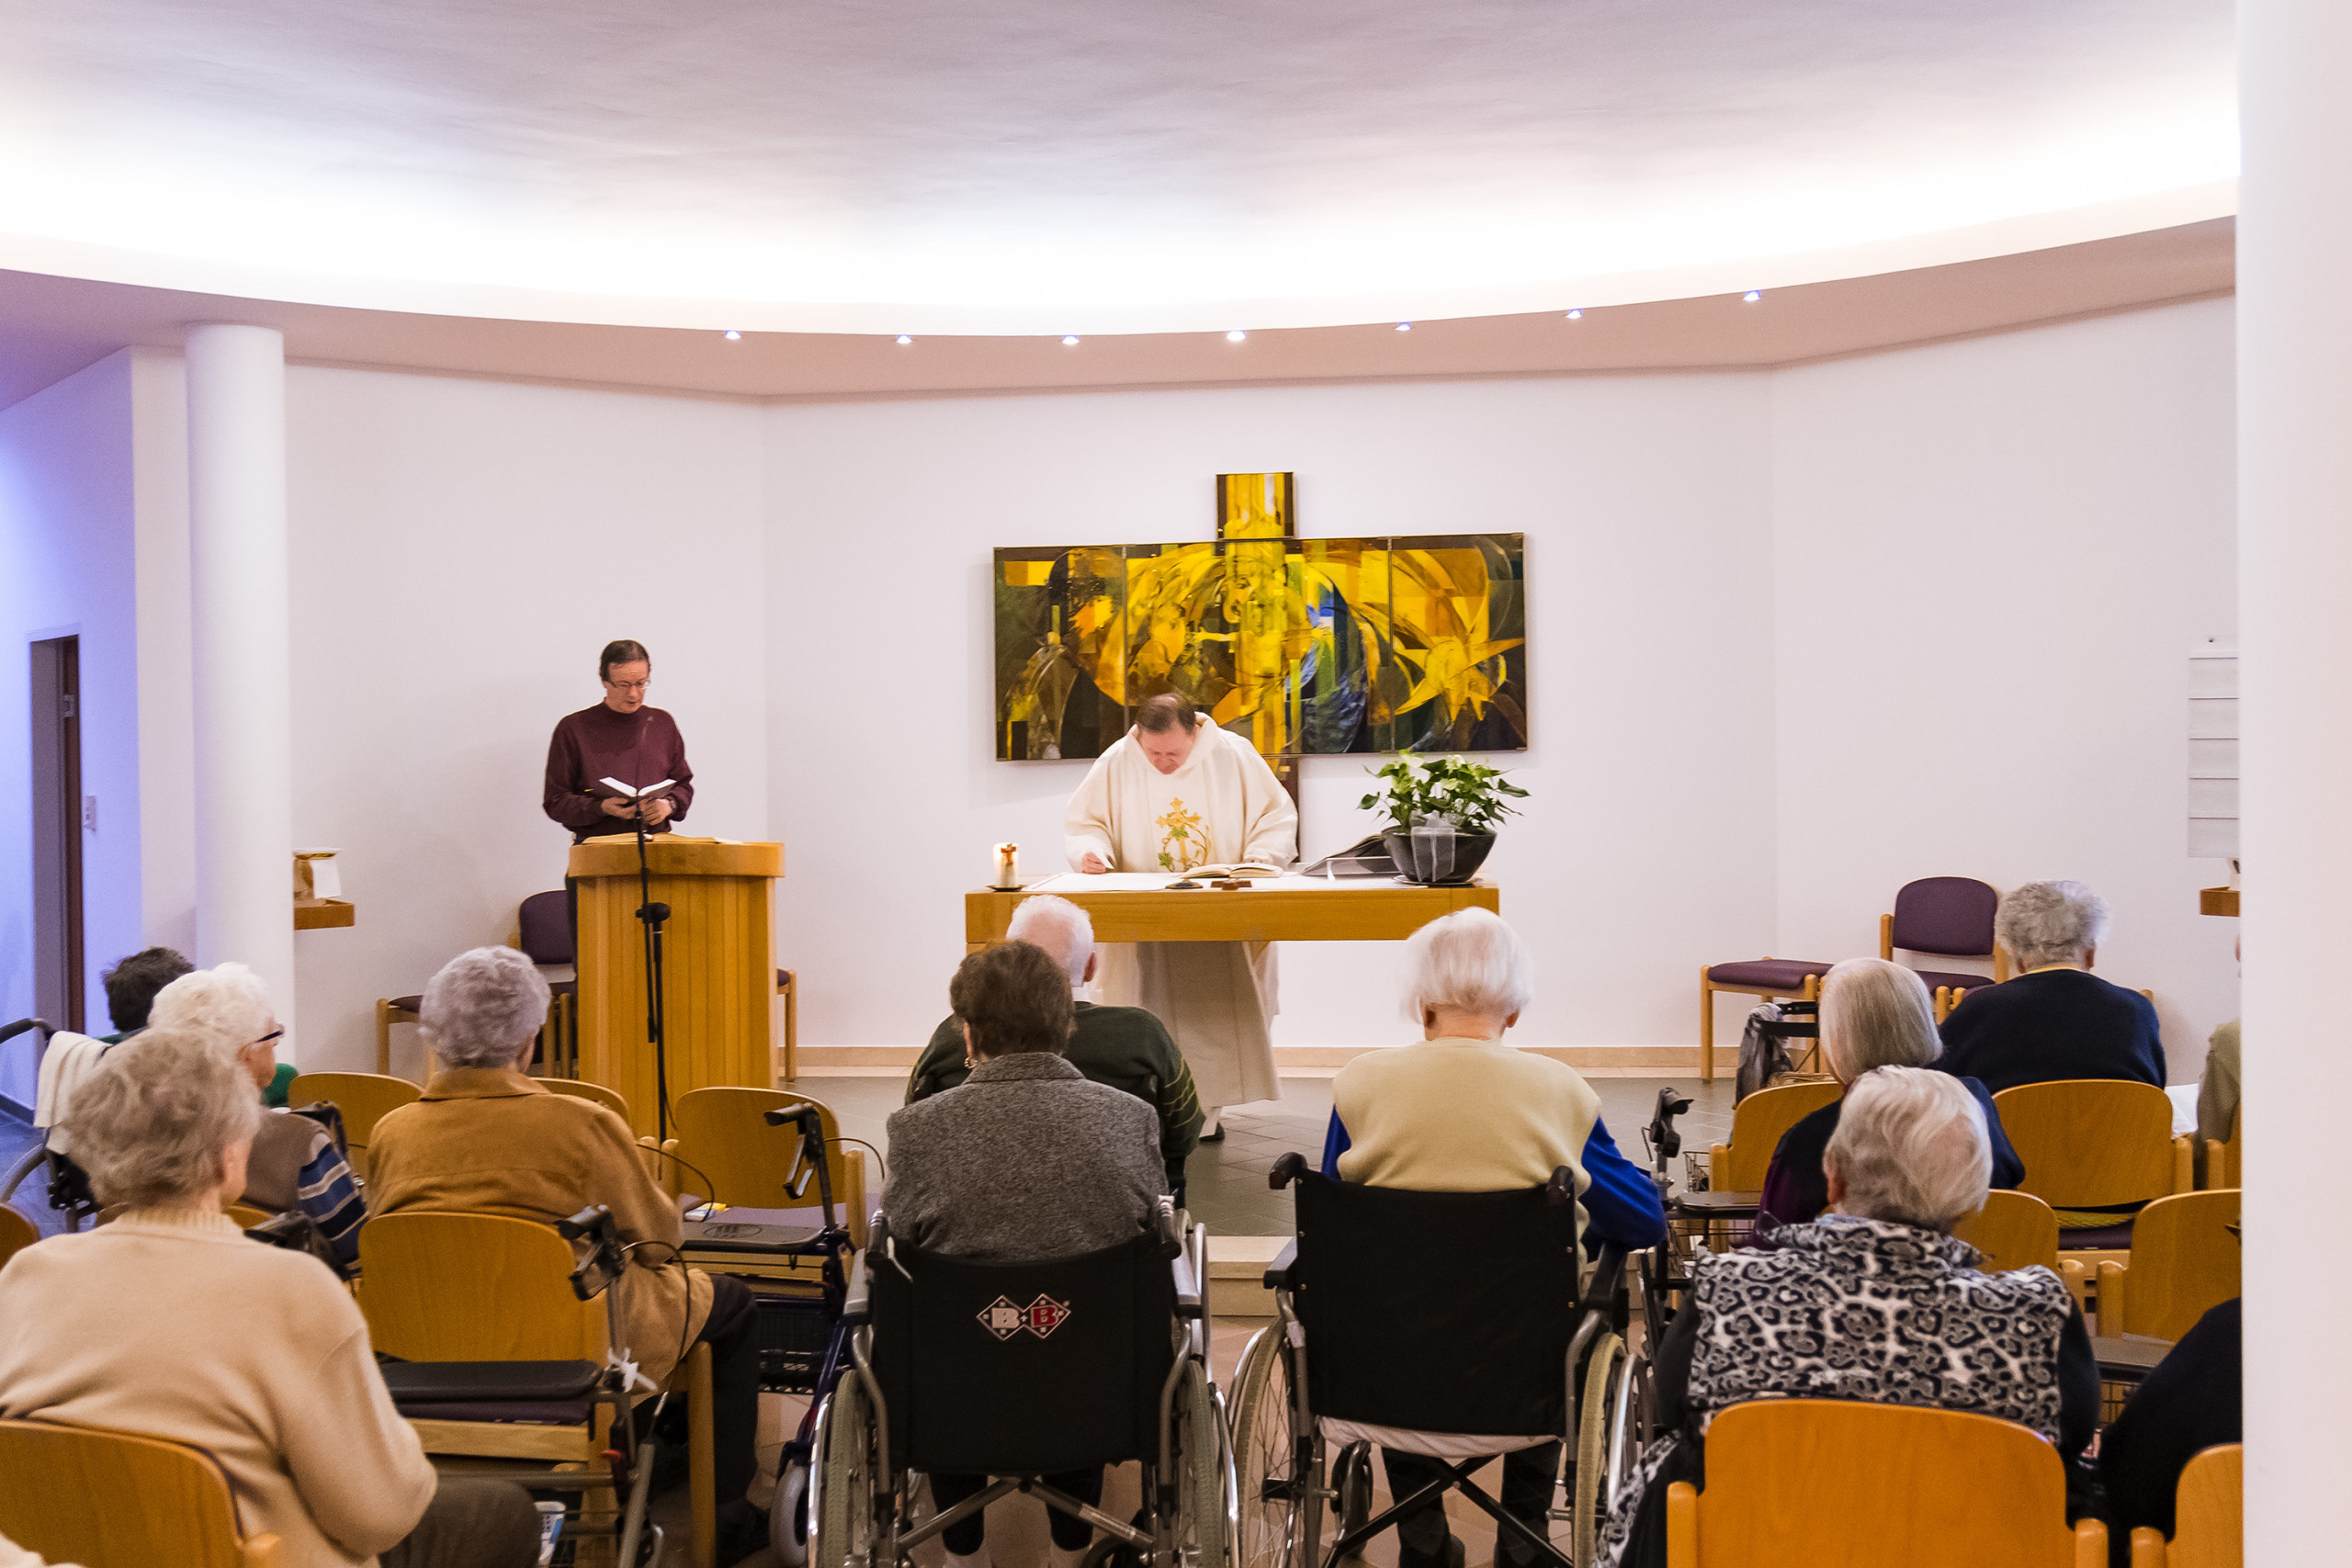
0;0;2236;334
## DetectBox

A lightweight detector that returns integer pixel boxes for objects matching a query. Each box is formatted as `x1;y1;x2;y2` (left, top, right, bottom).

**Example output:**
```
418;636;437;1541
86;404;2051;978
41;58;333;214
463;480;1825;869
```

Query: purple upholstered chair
517;890;579;1077
1880;875;2009;1020
1699;876;2009;1083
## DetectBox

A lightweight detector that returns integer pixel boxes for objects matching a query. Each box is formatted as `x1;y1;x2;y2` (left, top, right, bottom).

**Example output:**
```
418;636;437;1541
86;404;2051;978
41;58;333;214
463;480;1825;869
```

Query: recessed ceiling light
1062;334;1080;345
722;328;741;340
1395;321;1412;332
1226;330;1247;343
896;333;913;344
1565;309;1583;320
1742;290;1762;302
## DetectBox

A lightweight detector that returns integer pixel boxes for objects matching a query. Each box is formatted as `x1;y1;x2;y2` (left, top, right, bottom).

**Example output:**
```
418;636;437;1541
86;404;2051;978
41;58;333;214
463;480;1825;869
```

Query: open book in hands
594;776;676;801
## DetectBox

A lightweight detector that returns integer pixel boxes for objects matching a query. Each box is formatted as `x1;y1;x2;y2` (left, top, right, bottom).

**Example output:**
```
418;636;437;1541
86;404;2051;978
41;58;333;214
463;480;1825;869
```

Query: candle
993;842;1019;887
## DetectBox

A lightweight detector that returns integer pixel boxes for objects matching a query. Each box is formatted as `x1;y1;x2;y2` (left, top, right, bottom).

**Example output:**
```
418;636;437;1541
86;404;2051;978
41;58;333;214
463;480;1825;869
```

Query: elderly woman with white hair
149;962;367;1269
1939;879;2165;1093
1757;957;2024;1230
365;948;770;1566
1320;908;1666;1568
0;1029;539;1568
1599;1066;2098;1568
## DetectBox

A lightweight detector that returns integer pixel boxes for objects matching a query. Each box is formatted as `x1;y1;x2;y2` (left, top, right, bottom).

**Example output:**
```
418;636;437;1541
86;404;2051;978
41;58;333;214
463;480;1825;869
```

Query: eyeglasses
252;1029;284;1046
605;680;651;693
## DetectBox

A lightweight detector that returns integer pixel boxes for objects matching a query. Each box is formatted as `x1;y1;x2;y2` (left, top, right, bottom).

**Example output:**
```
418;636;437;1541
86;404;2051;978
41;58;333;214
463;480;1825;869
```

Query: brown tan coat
365;1068;712;1383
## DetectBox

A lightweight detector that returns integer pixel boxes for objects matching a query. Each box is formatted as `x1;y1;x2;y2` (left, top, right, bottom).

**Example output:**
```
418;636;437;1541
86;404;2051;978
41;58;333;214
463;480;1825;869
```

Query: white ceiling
0;1;2236;334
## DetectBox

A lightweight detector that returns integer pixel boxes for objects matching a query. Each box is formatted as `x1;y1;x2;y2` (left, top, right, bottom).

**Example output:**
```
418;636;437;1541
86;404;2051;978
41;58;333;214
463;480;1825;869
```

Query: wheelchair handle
0;1018;49;1046
1545;1166;1577;1206
1269;1152;1307;1190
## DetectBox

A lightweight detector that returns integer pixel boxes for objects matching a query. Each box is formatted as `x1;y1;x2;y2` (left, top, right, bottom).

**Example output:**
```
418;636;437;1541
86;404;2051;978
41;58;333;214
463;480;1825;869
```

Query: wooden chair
1708;1079;1843;1192
2203;1107;2240;1191
1993;1080;2193;1295
224;1201;273;1229
356;1211;717;1568
2095;1190;2241;1342
1879;876;2010;1021
1954;1190;2063;1275
2130;1443;2242;1568
287;1070;422;1180
1696;964;1826;1084
671;1086;869;1247
0;1202;38;1270
1665;1400;2105;1567
0;1416;284;1566
543;1077;629;1121
373;995;423;1077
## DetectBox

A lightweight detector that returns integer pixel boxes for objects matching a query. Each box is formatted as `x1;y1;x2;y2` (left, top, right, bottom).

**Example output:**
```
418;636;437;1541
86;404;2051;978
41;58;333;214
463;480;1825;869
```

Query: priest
1064;694;1299;1132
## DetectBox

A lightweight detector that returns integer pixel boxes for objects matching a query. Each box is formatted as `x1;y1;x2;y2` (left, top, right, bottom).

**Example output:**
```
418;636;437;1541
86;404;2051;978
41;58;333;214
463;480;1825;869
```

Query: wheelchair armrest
1262;1238;1300;1292
1170;1250;1204;1319
1270;1152;1306;1190
1581;1243;1628;1314
842;1244;873;1325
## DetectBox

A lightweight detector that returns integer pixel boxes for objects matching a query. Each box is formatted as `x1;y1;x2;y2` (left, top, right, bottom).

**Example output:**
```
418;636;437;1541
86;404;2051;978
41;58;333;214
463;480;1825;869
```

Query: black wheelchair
810;1201;1229;1568
1228;1156;1637;1568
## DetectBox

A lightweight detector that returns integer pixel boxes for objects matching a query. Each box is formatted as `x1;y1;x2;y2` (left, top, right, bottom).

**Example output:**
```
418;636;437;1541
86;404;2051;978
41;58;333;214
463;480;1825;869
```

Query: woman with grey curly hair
366;947;771;1564
0;1029;538;1568
1939;880;2165;1093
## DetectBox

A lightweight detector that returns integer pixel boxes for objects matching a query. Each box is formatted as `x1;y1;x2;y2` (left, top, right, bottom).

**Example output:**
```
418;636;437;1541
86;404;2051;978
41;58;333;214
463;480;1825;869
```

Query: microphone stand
631;792;673;1144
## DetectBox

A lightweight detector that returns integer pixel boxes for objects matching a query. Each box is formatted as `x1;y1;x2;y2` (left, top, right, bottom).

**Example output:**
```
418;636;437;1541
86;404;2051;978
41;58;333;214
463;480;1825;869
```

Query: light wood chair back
223;1201;273;1230
0;1202;38;1271
0;1416;283;1567
1992;1080;2192;1210
356;1212;606;1363
1666;1399;2103;1567
542;1076;630;1122
672;1087;869;1247
287;1071;420;1179
1954;1190;2061;1275
1710;1079;1843;1191
2095;1190;2241;1343
2203;1107;2240;1191
2130;1443;2242;1568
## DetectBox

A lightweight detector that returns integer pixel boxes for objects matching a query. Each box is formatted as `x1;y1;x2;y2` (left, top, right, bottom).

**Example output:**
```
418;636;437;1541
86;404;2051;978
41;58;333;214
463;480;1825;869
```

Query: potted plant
1358;755;1529;884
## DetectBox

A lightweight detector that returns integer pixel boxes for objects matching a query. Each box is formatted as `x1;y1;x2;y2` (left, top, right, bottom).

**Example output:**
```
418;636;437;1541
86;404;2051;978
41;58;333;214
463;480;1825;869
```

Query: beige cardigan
366;1067;712;1382
0;1209;435;1568
1331;1035;1600;1194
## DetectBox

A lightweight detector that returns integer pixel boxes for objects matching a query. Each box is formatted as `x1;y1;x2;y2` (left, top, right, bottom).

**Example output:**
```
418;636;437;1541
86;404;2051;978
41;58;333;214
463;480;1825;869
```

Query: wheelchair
1229;1154;1640;1568
809;1200;1229;1568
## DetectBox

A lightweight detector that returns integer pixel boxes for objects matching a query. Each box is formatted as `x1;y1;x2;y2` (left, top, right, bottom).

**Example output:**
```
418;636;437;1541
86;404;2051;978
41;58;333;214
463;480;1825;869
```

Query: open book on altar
1185;863;1285;878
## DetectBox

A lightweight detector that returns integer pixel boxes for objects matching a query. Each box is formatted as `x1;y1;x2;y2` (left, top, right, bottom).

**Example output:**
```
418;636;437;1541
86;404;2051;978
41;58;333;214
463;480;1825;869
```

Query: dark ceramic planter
1381;829;1497;886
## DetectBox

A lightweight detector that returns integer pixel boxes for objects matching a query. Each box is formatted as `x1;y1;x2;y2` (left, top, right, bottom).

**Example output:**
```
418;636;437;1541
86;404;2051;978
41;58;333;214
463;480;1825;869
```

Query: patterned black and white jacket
1601;1214;2098;1568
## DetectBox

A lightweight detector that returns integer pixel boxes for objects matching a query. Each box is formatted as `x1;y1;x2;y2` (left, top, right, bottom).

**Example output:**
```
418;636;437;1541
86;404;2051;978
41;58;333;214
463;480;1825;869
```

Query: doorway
30;636;84;1033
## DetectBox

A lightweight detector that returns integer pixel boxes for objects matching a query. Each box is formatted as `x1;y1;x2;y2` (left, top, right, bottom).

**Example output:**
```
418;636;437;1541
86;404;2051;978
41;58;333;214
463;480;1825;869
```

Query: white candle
993;842;1019;887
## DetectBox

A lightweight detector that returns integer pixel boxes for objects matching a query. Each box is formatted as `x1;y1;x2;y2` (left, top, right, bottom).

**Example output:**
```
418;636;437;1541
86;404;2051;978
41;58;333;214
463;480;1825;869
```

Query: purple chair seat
2058;1221;2136;1249
392;1398;595;1425
1912;969;1994;996
1705;959;1833;990
389;994;424;1013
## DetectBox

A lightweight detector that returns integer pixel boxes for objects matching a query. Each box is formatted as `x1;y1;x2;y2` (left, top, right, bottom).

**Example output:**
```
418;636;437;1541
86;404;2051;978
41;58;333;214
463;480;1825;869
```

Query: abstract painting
995;473;1527;761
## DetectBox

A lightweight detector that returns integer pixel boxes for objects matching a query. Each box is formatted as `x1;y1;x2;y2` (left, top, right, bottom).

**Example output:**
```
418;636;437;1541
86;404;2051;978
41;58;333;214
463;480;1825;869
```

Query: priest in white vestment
1064;694;1300;1128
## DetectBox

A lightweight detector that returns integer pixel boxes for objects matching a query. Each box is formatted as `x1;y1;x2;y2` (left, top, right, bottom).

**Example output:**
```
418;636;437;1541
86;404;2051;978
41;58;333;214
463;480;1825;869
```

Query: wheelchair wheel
770;1459;808;1566
1329;1442;1372;1558
1170;1358;1227;1568
1230;1325;1307;1568
813;1376;879;1568
1572;1332;1623;1568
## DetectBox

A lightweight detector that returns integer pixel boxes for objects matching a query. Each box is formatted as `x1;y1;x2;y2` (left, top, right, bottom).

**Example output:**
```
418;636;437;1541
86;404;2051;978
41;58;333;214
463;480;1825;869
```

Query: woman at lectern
542;637;695;843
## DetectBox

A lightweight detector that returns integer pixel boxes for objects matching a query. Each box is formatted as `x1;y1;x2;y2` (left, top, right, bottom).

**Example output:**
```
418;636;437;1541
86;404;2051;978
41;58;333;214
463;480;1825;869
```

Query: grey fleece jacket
881;1053;1165;1263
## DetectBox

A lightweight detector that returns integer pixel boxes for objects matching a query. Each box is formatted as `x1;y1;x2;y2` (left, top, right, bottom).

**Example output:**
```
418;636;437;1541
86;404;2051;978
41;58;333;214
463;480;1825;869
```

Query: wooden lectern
567;836;784;1139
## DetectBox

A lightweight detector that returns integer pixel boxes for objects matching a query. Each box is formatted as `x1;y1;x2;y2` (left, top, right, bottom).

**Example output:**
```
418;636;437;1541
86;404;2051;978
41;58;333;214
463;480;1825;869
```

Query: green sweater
908;1002;1204;1168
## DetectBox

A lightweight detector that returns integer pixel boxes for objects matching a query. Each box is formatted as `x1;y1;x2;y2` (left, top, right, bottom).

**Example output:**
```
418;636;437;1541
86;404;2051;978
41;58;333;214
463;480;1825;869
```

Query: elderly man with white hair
365;948;771;1566
0;1028;540;1568
1598;1066;2098;1568
1320;908;1665;1568
1939;879;2165;1093
149;962;367;1269
908;894;1202;1190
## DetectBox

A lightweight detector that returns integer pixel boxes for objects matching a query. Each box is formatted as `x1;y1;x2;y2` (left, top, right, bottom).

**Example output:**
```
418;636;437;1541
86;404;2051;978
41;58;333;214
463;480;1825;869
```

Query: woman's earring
962;1055;977;1069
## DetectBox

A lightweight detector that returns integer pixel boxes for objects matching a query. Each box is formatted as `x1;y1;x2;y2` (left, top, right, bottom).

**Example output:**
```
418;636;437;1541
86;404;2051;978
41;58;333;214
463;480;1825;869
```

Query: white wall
1772;299;2239;1081
282;368;766;1074
763;376;1781;1055
0;352;142;1099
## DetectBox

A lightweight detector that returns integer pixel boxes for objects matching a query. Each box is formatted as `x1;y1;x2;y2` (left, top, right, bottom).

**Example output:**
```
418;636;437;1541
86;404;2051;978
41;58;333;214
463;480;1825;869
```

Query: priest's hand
598;796;639;820
1080;852;1108;874
640;797;673;827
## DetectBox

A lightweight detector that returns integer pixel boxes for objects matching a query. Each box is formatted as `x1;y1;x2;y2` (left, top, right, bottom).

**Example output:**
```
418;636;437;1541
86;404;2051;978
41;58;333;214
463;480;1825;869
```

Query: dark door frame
30;635;85;1034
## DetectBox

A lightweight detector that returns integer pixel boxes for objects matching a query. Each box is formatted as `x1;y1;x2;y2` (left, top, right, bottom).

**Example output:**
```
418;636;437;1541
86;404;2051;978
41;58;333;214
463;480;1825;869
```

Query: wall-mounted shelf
295;897;356;930
2199;886;2239;918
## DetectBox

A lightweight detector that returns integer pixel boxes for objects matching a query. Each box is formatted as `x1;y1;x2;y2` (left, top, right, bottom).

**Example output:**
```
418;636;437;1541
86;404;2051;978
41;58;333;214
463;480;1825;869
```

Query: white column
2240;2;2352;1558
187;324;297;1055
